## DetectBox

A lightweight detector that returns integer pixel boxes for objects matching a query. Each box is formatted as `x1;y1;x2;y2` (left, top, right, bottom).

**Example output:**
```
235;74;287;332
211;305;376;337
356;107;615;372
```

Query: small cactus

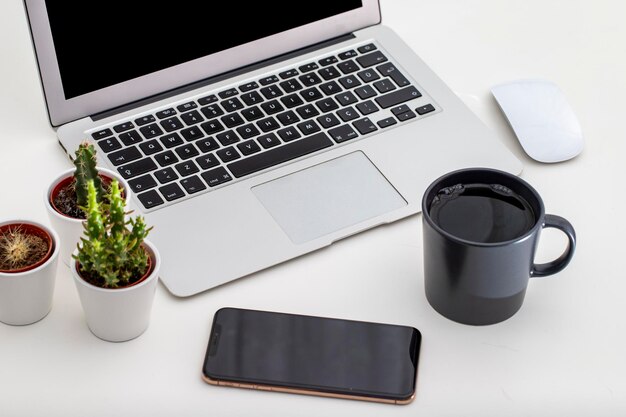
74;141;105;208
74;180;152;288
0;227;48;271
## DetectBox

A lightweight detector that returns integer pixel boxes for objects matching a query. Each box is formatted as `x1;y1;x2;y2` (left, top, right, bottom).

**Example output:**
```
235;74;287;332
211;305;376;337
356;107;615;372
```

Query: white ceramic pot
71;239;160;342
45;167;130;267
0;220;59;326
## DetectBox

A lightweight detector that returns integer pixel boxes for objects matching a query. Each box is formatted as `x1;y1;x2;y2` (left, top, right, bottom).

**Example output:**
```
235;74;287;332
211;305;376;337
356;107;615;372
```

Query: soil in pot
51;175;122;219
0;224;52;272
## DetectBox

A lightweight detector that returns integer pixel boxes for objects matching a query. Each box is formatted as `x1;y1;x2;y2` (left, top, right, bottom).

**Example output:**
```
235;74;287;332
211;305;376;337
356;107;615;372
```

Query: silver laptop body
24;1;521;296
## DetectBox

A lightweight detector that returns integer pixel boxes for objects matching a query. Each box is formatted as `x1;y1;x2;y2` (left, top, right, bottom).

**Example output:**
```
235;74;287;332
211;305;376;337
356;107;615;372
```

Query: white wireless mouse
491;79;584;163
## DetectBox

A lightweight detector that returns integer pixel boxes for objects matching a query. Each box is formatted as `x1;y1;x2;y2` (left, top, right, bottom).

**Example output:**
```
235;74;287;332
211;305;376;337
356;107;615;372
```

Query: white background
1;1;625;415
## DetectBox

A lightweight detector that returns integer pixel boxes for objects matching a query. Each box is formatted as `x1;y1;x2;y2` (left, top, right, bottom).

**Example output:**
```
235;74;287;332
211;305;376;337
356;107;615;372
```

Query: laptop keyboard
89;42;438;211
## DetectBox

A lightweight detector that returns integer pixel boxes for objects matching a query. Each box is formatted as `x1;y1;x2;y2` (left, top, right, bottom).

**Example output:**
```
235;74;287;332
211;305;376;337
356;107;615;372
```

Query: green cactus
74;179;152;288
74;141;105;208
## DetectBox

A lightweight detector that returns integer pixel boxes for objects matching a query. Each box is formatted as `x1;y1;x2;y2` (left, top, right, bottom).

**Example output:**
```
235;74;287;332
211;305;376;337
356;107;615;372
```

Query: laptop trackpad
252;152;407;244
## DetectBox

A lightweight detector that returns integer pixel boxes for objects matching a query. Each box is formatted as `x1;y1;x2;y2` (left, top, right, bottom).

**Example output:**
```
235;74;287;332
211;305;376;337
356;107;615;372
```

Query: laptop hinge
91;33;356;122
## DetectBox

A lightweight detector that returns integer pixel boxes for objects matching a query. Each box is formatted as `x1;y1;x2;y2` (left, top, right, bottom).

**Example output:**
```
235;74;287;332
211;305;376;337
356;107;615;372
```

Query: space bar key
227;132;333;178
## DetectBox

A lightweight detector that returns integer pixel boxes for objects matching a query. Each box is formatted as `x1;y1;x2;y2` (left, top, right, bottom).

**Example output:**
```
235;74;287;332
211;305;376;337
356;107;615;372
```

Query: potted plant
71;180;160;342
0;220;59;325
45;142;129;266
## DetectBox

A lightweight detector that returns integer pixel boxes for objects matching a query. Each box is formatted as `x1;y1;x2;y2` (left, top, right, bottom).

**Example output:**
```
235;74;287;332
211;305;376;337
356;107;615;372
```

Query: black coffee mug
421;168;576;325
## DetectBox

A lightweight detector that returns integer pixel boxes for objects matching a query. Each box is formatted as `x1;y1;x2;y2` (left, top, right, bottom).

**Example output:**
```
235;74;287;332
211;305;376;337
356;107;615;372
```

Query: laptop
24;0;522;296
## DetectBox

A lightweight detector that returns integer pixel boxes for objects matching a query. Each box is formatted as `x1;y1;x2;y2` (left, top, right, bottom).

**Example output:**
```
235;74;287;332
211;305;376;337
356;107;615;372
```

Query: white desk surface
1;1;625;415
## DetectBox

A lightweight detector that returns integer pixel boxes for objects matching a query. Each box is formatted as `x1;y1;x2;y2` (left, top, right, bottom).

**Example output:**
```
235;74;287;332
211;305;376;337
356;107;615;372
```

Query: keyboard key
118;158;158;179
300;87;323;102
98;137;122;153
201;167;233;187
337;60;360;74
328;124;358;143
218;88;238;99
113;121;134;133
261;100;284;115
336;106;359;122
377;117;397;128
129;174;157;193
201;119;225;135
154;150;179;166
241;91;264;106
374;79;397;93
175;143;199;160
135;115;156;126
177;101;198;112
319;81;342;95
180;175;206;194
276;110;300;126
228;132;332;178
299;63;319;73
119;130;143;146
195;153;220;170
257;116;280;132
338;75;362;89
280;94;304;109
239;82;259;92
160;116;184;132
352;118;378;134
155;167;179;184
237;139;262;156
299;73;322;86
221;97;244;112
376;62;410;87
156;108;176;119
297;120;321;136
260;85;283;100
108;146;142;166
180;110;203;125
180;126;204;141
356;100;379;115
216;130;240;146
259;75;279;85
257;133;281;149
397;110;416;121
198;95;218;106
201;104;224;119
241;106;264;121
319;56;338;66
416;103;436;115
354;85;377;99
195;137;220;153
236;124;260;139
139;139;163;155
357;51;387;68
279;69;299;79
391;105;411;116
315;97;339;113
357;69;381;83
277;126;301;142
159;183;185;201
357;43;377;54
160;133;184;148
335;91;358;106
137;190;164;209
92;128;113;140
338;50;358;60
279;79;303;93
175;160;200;177
139;124;164;139
318;66;341;80
221;113;245;128
317;113;341;128
375;86;422;108
296;104;320;119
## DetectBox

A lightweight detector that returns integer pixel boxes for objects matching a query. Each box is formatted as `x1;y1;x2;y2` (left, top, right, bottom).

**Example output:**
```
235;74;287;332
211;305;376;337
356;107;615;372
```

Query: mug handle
531;214;577;277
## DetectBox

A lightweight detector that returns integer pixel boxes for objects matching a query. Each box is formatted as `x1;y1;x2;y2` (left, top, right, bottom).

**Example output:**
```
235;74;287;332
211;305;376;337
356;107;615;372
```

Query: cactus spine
74;141;105;207
75;180;152;288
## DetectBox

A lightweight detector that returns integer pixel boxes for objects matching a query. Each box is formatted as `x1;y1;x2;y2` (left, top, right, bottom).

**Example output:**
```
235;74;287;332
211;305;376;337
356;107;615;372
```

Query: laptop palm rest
252;151;407;244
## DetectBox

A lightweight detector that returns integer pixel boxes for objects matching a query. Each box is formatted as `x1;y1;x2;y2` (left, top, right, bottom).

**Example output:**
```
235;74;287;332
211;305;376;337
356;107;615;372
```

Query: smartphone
202;308;421;405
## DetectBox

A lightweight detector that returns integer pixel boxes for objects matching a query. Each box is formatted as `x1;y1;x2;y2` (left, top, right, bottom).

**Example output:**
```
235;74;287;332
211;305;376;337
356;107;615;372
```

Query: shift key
375;86;422;109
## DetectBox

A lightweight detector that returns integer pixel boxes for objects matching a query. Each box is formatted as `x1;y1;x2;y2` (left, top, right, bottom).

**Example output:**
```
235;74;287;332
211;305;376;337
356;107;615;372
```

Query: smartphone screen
202;308;421;404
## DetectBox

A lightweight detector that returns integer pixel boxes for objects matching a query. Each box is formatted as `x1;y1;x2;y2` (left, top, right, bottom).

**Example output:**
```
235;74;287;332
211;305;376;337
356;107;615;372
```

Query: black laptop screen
45;1;363;99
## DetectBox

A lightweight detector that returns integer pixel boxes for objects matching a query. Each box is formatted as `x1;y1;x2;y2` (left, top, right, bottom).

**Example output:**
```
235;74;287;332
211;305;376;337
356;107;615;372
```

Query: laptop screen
45;1;363;100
